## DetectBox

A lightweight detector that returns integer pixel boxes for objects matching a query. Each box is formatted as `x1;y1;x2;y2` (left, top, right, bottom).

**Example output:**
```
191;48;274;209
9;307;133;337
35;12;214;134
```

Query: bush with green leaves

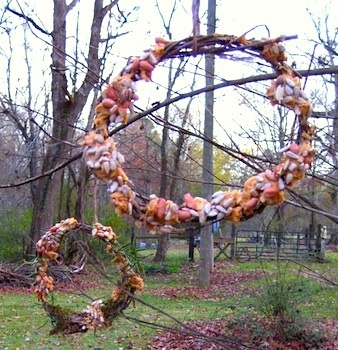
257;261;328;345
259;263;300;332
58;208;132;264
0;208;32;262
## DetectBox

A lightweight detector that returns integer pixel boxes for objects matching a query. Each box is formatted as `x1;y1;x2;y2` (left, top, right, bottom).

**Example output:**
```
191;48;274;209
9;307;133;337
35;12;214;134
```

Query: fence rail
235;230;321;260
134;229;324;261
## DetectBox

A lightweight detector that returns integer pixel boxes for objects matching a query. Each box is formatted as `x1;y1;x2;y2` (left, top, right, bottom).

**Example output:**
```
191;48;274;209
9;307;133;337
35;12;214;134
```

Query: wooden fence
234;229;321;261
133;226;327;261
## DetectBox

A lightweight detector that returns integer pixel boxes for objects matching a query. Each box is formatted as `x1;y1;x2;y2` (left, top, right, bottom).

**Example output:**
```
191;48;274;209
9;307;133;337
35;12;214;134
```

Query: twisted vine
34;34;315;334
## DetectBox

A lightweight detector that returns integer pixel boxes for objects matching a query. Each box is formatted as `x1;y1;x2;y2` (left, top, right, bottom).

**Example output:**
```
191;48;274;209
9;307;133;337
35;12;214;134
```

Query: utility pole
199;0;216;287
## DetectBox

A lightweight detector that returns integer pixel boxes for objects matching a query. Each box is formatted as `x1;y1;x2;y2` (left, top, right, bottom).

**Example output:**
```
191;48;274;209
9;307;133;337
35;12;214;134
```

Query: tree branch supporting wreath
34;34;315;334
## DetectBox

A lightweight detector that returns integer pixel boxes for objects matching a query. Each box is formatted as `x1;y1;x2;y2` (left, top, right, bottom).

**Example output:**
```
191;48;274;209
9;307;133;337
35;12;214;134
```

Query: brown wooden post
188;227;195;262
130;226;135;250
230;224;236;259
315;224;322;258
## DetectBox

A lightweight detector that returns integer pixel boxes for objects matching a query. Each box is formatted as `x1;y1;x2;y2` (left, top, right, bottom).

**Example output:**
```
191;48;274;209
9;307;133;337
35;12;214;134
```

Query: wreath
34;34;315;334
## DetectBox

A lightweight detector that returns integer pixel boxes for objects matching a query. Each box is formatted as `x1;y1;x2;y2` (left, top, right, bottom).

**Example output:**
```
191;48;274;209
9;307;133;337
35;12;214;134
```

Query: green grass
235;254;338;319
0;291;231;349
0;251;337;349
138;247;197;274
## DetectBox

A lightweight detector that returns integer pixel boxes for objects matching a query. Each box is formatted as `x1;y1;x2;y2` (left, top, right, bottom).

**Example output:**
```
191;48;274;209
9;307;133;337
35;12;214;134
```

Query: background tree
199;0;216;286
151;0;202;262
0;0;338;263
3;0;133;255
308;6;338;241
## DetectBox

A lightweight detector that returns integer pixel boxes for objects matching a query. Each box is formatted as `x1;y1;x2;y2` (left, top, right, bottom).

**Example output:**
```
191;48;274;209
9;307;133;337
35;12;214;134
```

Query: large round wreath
34;34;315;334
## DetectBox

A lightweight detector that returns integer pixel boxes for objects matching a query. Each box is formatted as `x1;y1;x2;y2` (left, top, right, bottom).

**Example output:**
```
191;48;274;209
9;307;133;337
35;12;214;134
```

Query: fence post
188;227;195;262
230;224;236;259
315;224;322;259
130;226;136;249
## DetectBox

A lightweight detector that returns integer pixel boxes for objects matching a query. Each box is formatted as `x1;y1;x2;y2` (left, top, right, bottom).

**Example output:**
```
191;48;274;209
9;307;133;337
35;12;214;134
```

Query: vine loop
34;33;315;334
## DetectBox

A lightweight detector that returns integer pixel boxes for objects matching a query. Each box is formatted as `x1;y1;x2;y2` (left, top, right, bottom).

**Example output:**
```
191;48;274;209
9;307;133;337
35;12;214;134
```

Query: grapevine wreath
34;34;315;334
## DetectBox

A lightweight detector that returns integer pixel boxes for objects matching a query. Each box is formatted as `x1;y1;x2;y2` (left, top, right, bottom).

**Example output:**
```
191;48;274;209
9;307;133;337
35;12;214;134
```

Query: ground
145;261;338;350
148;317;338;350
1;256;337;349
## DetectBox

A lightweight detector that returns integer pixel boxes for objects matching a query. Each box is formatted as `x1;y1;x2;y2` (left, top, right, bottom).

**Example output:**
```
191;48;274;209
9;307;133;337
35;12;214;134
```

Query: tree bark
152;13;184;262
331;75;338;238
199;0;216;287
27;0;116;254
152;63;172;263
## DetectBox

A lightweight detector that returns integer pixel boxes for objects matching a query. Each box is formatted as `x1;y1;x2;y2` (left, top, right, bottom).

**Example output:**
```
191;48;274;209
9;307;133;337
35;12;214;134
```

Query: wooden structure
134;226;326;262
213;237;234;260
234;229;321;261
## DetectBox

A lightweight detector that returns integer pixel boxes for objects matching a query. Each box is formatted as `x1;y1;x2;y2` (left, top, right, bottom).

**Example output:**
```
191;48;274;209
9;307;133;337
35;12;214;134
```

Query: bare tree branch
103;0;119;16
0;152;82;189
66;0;80;15
2;65;338;193
5;6;50;35
114;65;338;135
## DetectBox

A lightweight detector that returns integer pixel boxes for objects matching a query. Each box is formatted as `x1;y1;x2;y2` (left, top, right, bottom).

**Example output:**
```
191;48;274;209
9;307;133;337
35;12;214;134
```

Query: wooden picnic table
213;237;234;260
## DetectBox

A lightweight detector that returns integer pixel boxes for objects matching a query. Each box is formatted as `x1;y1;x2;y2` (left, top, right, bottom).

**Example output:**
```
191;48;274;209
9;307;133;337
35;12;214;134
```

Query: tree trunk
199;0;216;287
28;0;73;254
153;232;170;263
153;48;183;262
27;0;116;255
153;76;171;263
331;76;338;238
319;20;338;240
169;70;198;202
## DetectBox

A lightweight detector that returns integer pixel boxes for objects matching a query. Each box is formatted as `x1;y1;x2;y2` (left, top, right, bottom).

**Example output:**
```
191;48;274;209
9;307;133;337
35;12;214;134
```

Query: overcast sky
1;0;336;141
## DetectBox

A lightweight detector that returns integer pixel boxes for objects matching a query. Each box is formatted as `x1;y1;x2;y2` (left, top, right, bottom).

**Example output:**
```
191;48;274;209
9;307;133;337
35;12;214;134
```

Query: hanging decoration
34;33;315;334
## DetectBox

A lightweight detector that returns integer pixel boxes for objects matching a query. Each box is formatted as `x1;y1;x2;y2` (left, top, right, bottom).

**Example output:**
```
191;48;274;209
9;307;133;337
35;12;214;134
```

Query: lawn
0;248;337;349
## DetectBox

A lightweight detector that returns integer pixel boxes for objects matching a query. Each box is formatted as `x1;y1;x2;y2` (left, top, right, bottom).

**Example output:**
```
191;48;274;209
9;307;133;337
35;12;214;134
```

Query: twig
123;290;259;349
1;65;338;190
6;6;50;35
289;259;338;287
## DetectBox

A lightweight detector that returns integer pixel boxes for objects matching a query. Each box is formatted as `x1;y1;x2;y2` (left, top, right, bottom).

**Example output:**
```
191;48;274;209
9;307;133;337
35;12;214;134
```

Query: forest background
0;0;337;264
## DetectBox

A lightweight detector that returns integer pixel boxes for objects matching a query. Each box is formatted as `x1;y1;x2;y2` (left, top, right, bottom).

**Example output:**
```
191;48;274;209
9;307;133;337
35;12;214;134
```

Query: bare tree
0;19;45;211
307;6;338;239
199;0;216;287
152;0;198;263
4;0;132;255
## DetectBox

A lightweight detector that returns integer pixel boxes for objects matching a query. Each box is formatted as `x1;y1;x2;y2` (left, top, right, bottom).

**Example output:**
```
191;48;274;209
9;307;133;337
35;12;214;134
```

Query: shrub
256;261;328;346
0;208;32;262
